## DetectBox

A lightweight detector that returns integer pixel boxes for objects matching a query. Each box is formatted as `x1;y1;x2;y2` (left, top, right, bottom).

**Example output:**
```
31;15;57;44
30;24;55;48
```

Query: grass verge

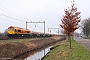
43;40;90;60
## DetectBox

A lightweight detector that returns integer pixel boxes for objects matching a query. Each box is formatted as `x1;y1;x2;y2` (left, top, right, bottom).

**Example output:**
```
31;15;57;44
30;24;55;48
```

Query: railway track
0;37;50;40
0;35;65;40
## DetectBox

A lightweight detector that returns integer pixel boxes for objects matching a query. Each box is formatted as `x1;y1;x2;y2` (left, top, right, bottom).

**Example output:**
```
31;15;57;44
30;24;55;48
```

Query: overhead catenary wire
0;13;25;22
0;4;31;22
0;4;26;23
0;4;43;29
0;8;25;22
0;18;24;25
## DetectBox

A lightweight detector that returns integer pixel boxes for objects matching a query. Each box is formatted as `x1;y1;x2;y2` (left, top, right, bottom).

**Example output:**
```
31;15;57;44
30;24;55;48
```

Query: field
0;35;65;59
43;39;90;60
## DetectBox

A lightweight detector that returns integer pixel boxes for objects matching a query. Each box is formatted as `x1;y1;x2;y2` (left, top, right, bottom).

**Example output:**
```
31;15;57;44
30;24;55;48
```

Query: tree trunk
68;34;71;48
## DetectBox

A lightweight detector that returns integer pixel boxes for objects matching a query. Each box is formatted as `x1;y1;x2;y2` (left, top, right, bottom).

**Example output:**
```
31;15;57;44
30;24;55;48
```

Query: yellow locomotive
7;26;52;38
7;26;32;37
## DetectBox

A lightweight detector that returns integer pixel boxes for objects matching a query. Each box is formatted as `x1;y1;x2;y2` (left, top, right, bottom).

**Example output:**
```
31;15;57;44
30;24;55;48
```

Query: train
7;26;52;38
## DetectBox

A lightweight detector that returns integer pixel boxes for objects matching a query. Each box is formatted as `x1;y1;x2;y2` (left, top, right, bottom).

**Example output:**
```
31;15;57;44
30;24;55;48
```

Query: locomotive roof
8;26;30;30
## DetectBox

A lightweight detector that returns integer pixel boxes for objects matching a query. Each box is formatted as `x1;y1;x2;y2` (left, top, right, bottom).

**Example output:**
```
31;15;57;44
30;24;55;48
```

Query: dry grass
0;36;65;58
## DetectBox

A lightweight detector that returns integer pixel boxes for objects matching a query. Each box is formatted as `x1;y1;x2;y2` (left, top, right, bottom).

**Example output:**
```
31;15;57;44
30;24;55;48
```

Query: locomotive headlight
22;35;24;36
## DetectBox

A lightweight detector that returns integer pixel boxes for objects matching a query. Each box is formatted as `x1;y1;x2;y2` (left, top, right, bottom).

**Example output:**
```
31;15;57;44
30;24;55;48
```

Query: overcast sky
0;0;90;34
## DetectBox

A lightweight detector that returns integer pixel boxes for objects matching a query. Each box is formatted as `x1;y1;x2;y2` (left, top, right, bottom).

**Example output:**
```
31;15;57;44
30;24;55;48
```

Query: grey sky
0;0;90;34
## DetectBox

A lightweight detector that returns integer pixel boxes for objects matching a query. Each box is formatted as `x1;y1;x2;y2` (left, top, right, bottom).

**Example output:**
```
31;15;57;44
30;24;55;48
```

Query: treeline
0;29;8;39
81;17;90;37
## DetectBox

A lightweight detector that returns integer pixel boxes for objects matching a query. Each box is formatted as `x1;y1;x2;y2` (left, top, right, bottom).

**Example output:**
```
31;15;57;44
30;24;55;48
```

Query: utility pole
26;21;27;29
48;28;59;35
88;26;90;36
26;21;46;56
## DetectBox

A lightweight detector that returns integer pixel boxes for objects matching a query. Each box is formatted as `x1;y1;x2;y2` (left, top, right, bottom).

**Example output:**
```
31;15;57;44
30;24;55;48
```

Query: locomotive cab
7;26;15;34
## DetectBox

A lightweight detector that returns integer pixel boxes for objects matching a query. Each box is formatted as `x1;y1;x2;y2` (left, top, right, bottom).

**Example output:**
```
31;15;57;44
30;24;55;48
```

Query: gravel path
75;37;90;51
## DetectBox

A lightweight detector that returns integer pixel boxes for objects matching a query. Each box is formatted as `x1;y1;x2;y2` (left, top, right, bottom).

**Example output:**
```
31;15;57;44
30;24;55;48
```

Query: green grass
43;40;90;60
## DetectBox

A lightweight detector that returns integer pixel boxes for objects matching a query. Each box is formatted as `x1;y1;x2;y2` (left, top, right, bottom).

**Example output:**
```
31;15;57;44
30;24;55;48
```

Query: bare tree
0;29;8;39
4;29;8;38
81;18;90;37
